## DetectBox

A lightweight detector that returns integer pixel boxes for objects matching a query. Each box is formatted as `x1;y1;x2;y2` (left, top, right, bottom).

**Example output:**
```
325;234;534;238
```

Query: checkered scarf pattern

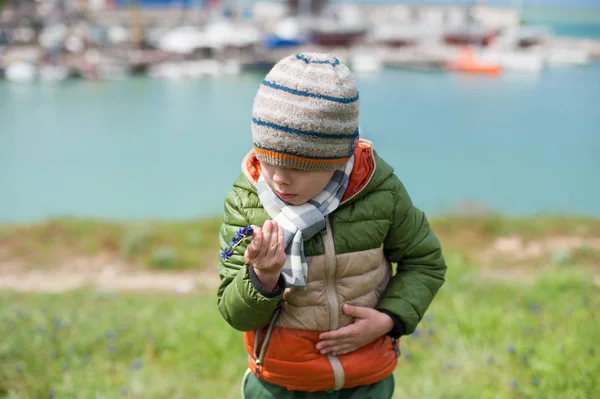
256;156;354;288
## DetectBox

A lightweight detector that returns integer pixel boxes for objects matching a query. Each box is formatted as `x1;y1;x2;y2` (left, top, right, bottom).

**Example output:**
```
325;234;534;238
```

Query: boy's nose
272;169;291;185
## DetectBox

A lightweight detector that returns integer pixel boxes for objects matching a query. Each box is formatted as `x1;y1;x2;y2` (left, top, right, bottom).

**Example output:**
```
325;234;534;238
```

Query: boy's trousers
242;370;395;399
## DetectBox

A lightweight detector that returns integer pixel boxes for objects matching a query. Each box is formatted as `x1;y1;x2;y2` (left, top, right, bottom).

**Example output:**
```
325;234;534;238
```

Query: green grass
0;218;223;270
1;258;598;398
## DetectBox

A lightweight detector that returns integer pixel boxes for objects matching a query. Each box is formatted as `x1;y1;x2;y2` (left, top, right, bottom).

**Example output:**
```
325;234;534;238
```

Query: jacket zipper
323;215;345;390
339;151;377;206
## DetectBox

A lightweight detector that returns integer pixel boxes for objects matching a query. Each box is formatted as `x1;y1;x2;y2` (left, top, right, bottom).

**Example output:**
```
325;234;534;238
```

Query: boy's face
261;163;336;206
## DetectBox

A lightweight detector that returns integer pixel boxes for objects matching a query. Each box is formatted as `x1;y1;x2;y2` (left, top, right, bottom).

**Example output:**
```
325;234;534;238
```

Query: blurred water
1;63;599;223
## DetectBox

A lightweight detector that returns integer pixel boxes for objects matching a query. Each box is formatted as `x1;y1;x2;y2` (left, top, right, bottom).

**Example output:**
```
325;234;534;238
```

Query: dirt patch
479;235;600;266
0;256;221;294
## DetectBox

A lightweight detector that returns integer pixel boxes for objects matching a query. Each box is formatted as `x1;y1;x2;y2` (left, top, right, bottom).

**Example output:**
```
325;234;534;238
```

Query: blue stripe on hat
261;80;359;104
252;118;359;140
253;143;352;160
296;53;340;67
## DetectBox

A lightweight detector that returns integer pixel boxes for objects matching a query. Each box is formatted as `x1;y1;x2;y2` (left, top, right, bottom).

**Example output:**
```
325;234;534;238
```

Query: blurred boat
445;47;501;75
546;48;591;67
350;52;382;73
264;17;308;49
310;5;368;47
499;52;544;73
39;64;70;82
444;24;498;47
5;61;37;83
479;50;544;74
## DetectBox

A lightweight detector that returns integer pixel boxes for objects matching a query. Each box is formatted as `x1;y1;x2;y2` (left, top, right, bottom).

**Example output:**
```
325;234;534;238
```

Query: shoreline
2;4;600;82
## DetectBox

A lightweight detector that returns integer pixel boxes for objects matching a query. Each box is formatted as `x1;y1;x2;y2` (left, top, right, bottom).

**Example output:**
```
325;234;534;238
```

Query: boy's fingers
318;324;356;341
267;222;279;257
246;231;263;261
259;221;272;258
278;226;285;253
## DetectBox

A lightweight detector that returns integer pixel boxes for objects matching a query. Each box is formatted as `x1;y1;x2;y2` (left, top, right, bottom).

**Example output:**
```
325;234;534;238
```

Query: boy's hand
316;304;394;356
244;220;286;291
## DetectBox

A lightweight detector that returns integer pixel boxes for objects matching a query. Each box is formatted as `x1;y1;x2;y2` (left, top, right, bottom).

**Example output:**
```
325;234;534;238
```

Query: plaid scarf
256;156;354;289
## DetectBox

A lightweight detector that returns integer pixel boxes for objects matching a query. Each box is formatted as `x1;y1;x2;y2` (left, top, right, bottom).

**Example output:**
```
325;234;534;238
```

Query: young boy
217;53;446;398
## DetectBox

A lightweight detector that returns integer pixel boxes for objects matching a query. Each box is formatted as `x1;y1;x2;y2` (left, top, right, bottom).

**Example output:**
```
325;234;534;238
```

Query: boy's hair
251;53;360;172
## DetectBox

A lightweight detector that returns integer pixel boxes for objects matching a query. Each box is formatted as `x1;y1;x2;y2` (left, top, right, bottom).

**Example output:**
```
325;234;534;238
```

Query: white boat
5;61;37;83
547;48;590;67
39;64;70;82
148;62;186;80
350;52;383;73
184;60;222;79
480;50;544;73
223;60;242;75
158;27;218;55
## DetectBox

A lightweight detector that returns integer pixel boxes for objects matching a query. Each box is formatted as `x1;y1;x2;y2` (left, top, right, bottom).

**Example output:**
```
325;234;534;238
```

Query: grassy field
1;216;599;397
1;257;598;398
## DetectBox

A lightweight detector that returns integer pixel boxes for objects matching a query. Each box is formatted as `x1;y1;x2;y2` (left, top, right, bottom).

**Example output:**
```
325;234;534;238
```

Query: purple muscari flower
121;386;128;396
532;376;540;386
15;364;22;373
511;379;518;389
508;344;516;354
233;232;243;243
220;248;234;259
221;226;254;260
240;226;254;236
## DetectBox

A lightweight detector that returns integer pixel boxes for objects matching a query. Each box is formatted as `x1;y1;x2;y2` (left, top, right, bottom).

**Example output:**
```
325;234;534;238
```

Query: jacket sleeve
377;176;447;336
217;188;286;332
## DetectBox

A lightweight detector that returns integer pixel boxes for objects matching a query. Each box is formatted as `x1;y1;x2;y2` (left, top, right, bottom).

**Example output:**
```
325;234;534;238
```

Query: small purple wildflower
486;355;494;365
511;379;518;389
403;352;412;361
444;360;457;370
131;359;142;370
412;328;420;338
15;364;22;373
508;344;516;354
220;226;254;260
121;386;128;396
49;390;55;399
532;376;540;386
589;348;595;356
528;303;541;314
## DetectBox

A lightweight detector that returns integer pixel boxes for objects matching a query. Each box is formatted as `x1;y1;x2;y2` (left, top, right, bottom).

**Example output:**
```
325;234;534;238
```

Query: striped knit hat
251;53;360;172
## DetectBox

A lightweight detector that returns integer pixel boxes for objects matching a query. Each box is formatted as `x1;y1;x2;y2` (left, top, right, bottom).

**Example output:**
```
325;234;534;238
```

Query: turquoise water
1;63;599;223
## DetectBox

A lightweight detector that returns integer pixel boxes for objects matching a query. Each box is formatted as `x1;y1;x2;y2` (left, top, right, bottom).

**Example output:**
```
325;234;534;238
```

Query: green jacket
217;148;446;336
